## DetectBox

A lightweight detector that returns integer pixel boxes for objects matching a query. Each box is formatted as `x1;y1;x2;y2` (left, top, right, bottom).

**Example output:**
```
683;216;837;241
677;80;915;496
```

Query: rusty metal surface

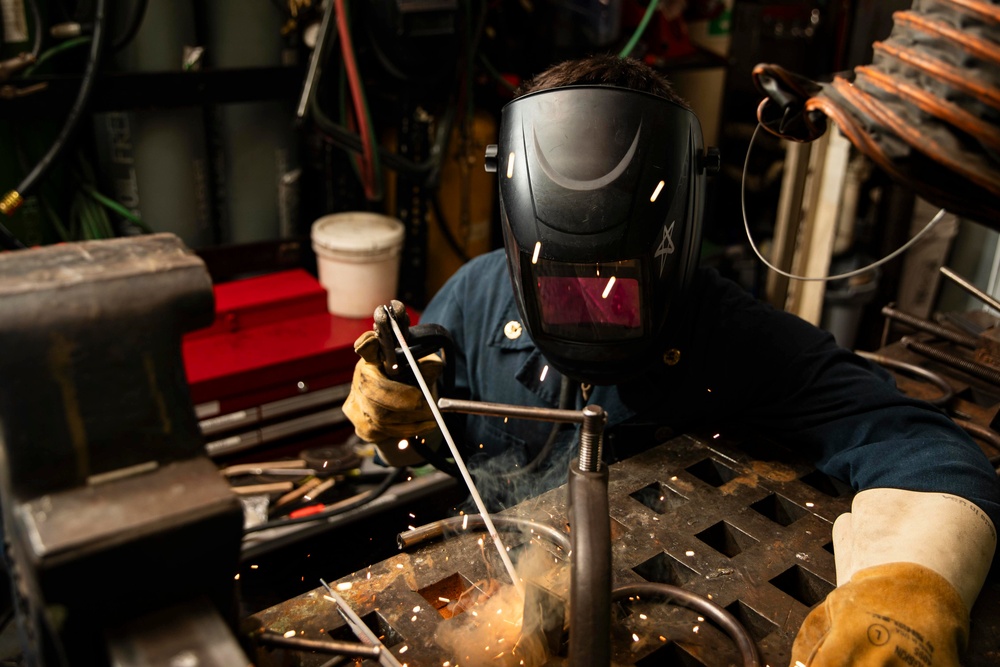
249;428;1000;666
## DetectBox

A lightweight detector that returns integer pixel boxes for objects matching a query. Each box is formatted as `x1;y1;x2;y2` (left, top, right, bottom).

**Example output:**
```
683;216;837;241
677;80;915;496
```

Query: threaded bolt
578;405;607;473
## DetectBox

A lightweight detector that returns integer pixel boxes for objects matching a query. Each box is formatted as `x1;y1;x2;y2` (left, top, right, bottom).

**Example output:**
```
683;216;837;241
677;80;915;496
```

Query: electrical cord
612;583;762;667
429;192;472;263
509;375;576;476
334;0;382;201
24;0;42;59
741;123;949;282
22;35;91;77
243;466;408;534
1;0;109;233
619;0;661;58
111;0;148;52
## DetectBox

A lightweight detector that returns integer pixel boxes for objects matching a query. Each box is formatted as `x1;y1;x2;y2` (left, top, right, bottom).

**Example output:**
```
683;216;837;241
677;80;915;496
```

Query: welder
343;54;999;666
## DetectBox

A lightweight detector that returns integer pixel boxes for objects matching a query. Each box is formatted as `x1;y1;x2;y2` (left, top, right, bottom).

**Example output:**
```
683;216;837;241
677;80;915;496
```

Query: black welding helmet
486;85;713;385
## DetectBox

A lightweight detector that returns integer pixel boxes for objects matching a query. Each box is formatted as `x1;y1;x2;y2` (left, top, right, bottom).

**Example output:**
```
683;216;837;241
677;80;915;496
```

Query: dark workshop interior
1;1;999;666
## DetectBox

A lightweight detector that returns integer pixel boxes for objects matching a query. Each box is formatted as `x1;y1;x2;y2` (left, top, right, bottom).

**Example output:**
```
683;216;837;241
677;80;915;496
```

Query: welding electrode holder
373;301;456;391
374;302;460;475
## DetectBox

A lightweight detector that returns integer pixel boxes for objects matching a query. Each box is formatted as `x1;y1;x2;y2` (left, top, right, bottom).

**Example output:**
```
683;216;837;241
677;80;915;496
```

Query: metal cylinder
568;463;611;667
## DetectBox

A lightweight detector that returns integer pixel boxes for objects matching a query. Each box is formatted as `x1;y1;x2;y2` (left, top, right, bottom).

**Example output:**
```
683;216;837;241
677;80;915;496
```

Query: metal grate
250;430;1000;666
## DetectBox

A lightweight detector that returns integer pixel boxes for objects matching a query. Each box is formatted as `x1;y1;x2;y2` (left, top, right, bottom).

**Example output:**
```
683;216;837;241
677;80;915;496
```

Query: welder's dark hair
515;54;690;110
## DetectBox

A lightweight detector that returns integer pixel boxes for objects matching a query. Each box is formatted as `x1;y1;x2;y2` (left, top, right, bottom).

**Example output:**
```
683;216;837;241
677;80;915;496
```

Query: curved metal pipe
396;515;571;553
612;583;761;667
854;350;955;407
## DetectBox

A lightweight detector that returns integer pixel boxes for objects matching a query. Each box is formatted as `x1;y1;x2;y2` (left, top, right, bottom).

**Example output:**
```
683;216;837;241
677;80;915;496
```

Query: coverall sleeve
691;270;1000;530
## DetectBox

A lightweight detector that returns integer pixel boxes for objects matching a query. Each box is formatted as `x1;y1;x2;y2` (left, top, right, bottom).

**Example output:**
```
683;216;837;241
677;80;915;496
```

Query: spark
713;433;720;439
439;597;451;603
685;550;695;557
367;571;372;580
697;617;704;622
540;365;549;382
413;605;422;613
234;574;240;580
412;615;417;621
659;636;667;642
670;476;678;481
400;646;409;654
531;242;541;264
283;630;296;638
806;502;815;508
601;276;616;298
397;564;404;569
693;625;700;633
337;582;352;591
650;180;665;202
639;614;647;620
462;514;469;530
408;525;416;531
506;152;516;178
409;513;416;518
632;633;640;642
250;564;258;569
398;439;409;450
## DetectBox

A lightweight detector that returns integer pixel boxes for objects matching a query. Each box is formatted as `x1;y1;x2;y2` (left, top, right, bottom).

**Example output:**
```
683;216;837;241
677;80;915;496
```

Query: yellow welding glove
342;330;444;452
791;488;997;667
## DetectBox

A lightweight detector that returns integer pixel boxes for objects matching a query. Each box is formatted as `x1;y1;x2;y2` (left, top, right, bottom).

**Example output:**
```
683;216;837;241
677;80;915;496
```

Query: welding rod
940;266;1000;314
256;630;380;659
320;580;403;667
386;310;524;596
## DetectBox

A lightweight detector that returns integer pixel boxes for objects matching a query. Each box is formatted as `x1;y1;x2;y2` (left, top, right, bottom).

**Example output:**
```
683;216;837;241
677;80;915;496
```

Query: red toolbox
182;270;379;459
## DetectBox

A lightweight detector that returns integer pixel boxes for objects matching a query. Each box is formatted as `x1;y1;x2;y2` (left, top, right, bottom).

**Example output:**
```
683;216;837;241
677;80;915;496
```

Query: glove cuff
834;488;997;611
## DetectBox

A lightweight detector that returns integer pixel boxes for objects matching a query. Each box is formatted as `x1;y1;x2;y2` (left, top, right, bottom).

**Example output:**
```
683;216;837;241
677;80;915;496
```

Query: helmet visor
530;255;644;341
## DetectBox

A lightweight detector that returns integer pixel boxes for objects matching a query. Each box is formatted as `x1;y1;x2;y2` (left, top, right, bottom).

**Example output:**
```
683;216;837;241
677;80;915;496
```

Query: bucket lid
312;213;405;254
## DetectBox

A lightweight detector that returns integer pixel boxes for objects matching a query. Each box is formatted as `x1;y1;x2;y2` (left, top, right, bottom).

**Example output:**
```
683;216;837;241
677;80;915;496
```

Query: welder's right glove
342;329;444;447
790;488;997;667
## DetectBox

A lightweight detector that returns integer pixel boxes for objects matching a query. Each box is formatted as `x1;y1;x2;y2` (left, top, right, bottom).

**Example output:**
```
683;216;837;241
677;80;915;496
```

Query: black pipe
567;461;611;666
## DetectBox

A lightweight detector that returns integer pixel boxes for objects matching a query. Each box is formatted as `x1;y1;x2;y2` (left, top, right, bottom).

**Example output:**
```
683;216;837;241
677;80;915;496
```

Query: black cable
243;466;408;534
0;224;24;250
25;0;42;58
511;375;576;476
112;0;148;52
3;0;109;216
429;191;472;263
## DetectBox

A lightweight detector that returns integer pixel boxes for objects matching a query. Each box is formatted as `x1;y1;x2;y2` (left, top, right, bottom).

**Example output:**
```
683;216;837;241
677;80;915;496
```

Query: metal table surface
247;428;1000;666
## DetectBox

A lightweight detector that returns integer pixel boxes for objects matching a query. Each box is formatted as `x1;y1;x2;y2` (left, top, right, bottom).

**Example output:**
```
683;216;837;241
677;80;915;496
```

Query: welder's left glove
790;488;996;667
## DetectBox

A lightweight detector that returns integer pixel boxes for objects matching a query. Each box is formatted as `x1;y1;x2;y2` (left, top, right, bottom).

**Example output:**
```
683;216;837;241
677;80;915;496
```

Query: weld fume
434;542;569;667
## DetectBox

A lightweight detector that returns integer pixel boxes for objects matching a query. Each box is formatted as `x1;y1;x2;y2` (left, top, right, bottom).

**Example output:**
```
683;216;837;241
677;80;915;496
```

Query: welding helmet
485;86;715;385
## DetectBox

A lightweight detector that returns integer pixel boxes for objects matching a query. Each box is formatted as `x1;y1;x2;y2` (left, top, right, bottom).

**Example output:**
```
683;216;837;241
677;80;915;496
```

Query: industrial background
6;0;998;332
1;1;1000;666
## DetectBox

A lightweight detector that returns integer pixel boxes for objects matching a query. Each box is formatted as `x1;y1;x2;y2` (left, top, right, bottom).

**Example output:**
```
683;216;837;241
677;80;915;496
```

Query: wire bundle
753;0;1000;228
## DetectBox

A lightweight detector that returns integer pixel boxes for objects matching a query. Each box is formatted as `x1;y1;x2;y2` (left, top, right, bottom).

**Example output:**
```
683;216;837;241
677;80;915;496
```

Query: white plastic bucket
311;212;406;318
